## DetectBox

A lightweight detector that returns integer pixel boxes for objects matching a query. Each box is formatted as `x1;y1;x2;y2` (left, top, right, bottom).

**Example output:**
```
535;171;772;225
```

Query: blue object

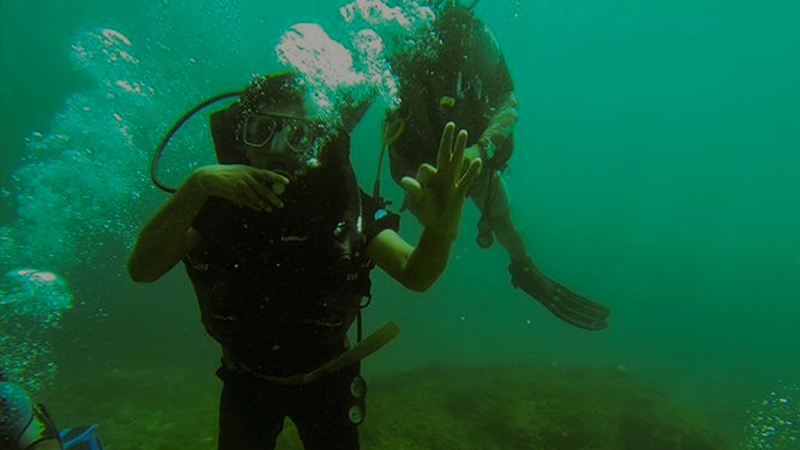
59;425;104;450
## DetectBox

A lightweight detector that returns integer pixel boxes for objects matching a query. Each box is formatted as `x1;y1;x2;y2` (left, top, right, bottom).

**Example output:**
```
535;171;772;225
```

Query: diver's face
242;103;325;171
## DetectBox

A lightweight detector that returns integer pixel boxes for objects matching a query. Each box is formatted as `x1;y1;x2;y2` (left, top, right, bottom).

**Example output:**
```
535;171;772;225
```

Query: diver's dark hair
208;71;375;166
393;0;481;67
151;72;308;192
239;72;305;121
436;0;481;11
436;1;481;44
209;72;305;165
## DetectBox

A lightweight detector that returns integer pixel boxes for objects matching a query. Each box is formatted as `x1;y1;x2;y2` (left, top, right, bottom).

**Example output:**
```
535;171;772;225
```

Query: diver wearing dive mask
239;104;327;166
242;112;327;153
132;70;481;450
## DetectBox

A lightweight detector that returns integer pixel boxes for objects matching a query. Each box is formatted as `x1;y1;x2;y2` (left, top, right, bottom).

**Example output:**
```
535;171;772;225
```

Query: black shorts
216;363;363;450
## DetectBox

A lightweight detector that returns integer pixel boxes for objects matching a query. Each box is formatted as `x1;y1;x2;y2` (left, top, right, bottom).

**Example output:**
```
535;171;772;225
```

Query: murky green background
2;0;798;448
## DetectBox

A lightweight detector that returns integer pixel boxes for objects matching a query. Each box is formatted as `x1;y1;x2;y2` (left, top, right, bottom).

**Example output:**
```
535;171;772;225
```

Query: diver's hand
192;165;290;212
401;122;482;239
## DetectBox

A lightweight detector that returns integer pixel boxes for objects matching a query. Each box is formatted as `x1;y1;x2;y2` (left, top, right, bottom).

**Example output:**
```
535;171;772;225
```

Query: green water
1;0;798;448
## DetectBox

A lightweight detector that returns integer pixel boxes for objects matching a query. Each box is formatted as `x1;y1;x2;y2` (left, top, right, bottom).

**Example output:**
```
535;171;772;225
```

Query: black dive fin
509;258;611;331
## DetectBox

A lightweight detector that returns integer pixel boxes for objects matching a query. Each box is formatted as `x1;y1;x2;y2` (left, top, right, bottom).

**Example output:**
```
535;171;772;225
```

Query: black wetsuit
183;135;398;450
387;11;514;183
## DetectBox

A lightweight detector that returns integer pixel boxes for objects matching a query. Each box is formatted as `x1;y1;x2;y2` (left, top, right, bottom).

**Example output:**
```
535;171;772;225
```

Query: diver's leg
290;365;361;450
470;171;527;261
217;367;285;450
473;172;611;330
479;174;528;261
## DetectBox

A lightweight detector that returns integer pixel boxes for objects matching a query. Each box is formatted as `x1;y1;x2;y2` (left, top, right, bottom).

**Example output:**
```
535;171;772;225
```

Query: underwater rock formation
357;364;729;450
46;362;729;449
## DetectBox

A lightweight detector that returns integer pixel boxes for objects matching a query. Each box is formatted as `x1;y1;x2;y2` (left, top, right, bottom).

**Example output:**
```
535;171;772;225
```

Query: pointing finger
457;158;483;198
253;168;291;186
245;176;283;209
437;122;456;176
451;129;468;183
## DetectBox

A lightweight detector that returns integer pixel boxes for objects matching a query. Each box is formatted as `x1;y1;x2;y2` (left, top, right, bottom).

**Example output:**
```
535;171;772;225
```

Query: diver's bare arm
127;171;209;283
127;165;289;282
128;164;289;282
463;93;517;164
368;123;480;292
481;92;518;144
467;92;518;166
367;228;454;292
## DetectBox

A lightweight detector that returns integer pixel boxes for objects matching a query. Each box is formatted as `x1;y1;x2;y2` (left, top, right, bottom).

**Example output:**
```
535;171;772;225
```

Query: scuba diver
383;0;611;330
128;71;480;449
0;368;103;450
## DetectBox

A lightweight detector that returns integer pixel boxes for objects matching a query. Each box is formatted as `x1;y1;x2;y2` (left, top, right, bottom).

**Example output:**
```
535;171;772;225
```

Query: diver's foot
509;257;611;330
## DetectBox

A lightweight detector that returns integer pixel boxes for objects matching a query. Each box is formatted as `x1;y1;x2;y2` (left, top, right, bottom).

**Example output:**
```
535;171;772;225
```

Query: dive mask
243;112;328;158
